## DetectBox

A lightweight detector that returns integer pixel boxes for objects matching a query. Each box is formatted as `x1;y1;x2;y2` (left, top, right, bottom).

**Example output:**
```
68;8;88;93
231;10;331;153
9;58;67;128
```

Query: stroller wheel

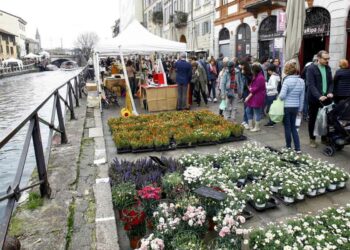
323;146;335;157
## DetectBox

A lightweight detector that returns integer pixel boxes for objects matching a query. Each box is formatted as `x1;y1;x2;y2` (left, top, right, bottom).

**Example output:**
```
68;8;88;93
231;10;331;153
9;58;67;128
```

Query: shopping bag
269;98;284;123
313;103;333;136
219;99;226;110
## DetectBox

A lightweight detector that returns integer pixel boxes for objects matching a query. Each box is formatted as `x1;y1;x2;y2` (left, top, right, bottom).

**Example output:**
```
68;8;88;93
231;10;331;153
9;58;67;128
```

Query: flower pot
338;182;346;188
208;217;216;231
129;236;141;249
255;202;266;208
146;219;154;230
283;196;295;203
328;183;337;190
270;186;281;193
317;187;326;194
118;210;123;220
296;193;305;200
307;189;317;196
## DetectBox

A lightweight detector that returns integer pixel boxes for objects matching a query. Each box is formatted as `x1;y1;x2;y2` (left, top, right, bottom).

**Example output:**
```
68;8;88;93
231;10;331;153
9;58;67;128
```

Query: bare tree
112;19;120;38
74;32;99;61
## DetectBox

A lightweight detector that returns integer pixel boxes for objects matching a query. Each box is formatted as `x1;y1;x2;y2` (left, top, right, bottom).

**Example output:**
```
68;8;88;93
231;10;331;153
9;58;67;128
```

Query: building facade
25;38;40;54
213;0;350;71
0;28;17;59
0;9;27;58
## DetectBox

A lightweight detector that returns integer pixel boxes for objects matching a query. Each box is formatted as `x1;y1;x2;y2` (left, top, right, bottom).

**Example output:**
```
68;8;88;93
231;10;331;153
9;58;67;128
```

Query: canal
0;69;82;217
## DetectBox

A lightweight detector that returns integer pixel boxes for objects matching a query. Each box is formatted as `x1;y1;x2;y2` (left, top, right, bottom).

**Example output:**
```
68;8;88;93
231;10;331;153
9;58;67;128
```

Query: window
0;45;3;53
202;22;210;35
10;47;13;55
222;0;228;5
6;46;9;54
195;24;200;36
195;0;200;8
174;0;177;11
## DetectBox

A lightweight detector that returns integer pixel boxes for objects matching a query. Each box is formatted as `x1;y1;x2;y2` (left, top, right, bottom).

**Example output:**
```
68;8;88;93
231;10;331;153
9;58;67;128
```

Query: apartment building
0;28;17;59
0;9;27;58
214;0;350;70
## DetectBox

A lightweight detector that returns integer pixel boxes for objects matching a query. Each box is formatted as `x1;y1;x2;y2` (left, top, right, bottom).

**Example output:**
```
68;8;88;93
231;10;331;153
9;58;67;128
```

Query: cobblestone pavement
102;97;350;250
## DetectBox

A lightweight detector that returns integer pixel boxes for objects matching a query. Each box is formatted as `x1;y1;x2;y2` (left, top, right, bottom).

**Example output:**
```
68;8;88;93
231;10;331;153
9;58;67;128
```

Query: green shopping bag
269;98;284;123
219;99;226;110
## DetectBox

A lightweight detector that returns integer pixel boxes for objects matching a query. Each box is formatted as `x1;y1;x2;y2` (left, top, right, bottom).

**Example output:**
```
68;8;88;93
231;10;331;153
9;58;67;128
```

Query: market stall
94;19;187;115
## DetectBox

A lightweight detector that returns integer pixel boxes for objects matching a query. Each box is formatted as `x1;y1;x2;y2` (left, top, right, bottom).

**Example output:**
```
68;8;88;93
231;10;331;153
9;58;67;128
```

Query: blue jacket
306;63;333;104
175;59;192;85
279;75;305;112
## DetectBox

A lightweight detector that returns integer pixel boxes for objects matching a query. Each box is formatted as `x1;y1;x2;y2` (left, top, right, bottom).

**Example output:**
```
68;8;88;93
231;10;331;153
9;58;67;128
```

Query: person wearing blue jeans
279;62;305;152
246;107;262;125
283;107;300;151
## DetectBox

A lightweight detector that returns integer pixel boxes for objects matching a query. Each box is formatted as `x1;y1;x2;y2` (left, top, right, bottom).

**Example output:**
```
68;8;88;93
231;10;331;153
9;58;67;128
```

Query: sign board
274;38;283;49
238;34;242;40
194;186;227;201
304;24;329;36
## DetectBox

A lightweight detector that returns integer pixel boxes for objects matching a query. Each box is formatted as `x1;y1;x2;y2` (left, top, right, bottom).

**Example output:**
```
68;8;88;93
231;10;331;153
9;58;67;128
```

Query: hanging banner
277;11;286;32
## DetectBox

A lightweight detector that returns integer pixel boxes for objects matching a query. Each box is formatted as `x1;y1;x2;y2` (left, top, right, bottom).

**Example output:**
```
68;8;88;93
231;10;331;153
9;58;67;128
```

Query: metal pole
32;113;51;198
68;81;76;120
74;77;79;107
56;91;68;144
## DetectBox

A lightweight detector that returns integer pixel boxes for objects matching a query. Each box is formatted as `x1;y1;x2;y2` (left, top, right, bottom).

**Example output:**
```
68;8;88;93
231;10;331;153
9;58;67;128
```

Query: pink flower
219;226;230;237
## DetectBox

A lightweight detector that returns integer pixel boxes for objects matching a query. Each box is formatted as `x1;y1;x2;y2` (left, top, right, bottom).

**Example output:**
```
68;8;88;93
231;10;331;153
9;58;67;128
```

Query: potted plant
111;182;137;216
113;134;132;152
162;172;184;199
279;181;300;203
154;133;170;151
170;232;206;250
174;11;188;28
181;205;207;235
245;183;271;208
138;185;161;228
121;205;146;249
137;233;165;250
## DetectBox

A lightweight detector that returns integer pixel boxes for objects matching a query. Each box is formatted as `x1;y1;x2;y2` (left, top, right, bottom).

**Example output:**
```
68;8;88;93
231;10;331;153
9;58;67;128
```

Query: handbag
269;98;284;123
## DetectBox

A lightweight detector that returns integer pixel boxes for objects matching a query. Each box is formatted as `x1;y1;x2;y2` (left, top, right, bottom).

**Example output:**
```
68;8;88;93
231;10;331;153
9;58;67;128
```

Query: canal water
0;69;82;217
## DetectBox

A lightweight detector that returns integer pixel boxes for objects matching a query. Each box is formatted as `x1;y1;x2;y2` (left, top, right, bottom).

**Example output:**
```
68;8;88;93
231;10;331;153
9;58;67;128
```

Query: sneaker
213;98;218;103
243;124;250;130
241;121;247;126
295;150;302;154
208;97;212;102
309;139;317;148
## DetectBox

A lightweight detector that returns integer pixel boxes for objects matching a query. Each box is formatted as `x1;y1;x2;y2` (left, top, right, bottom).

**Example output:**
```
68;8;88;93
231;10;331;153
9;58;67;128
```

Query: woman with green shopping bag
278;62;305;153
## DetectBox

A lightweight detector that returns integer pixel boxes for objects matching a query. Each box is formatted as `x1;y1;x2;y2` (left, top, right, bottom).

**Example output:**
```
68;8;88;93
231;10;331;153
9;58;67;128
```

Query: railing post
68;81;76;120
78;75;82;98
74;77;79;106
32;114;51;198
56;91;68;144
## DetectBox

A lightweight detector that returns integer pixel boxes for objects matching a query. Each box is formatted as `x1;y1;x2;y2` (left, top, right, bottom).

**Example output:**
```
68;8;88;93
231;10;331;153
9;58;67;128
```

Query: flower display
249;205;350;249
108;110;245;152
182;205;206;228
137;233;165;250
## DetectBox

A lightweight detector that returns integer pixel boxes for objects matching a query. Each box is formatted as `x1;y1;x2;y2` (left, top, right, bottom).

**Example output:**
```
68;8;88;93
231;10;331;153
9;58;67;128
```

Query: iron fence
0;66;89;248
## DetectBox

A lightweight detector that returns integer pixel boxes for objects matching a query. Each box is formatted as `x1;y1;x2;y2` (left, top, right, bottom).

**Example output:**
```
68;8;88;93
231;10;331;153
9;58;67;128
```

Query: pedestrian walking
126;60;137;96
175;52;192;110
264;64;281;127
245;63;266;132
333;59;350;104
240;61;253;129
194;60;208;106
307;50;334;148
279;62;305;153
207;58;218;102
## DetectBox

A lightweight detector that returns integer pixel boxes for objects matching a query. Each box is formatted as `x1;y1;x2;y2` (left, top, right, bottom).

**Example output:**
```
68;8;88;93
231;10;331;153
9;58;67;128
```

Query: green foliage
26;192;43;210
111;182;137;210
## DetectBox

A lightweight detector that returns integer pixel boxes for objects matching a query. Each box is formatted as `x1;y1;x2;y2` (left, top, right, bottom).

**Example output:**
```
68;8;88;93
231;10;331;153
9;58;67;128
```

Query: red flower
137;186;161;200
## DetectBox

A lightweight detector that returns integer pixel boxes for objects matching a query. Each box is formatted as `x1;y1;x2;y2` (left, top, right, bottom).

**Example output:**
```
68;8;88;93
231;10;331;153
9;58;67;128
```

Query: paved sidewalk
101;97;350;250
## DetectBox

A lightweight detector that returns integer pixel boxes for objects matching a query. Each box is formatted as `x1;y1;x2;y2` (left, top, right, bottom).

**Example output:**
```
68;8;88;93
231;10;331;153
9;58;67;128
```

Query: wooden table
140;84;178;112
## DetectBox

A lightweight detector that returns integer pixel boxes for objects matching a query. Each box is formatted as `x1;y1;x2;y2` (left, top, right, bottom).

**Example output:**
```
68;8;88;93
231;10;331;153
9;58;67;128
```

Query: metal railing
0;66;89;247
0;63;37;75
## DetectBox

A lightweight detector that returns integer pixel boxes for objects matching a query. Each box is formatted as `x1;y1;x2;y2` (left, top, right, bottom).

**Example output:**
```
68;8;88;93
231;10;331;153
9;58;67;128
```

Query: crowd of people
172;50;350;153
100;51;350;154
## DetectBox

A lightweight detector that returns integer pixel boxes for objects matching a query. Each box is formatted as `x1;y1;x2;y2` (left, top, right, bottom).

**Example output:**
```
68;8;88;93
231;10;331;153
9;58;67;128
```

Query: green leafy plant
111;182;137;210
162;172;184;198
26;192;43;210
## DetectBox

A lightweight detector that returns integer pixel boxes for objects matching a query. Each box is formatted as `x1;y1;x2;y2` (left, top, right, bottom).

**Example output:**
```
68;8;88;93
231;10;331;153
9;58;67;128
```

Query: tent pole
119;48;139;115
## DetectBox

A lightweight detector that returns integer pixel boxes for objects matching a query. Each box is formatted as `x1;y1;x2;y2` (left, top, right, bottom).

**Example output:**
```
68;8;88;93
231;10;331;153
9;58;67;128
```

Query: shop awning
244;0;287;12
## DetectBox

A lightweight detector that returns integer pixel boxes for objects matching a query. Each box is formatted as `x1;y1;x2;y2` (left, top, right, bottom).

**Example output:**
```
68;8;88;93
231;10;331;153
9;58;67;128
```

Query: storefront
218;27;230;57
299;7;330;69
346;10;350;63
236;23;251;60
258;15;284;61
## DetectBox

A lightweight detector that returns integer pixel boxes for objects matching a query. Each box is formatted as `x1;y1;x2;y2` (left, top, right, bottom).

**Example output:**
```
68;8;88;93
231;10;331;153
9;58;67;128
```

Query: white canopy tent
39;51;50;58
94;19;187;115
2;58;23;69
24;53;41;59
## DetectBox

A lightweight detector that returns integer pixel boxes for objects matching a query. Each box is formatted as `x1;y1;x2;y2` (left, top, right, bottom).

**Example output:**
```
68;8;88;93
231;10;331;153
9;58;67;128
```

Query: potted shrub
121;205;146;249
154;133;170;151
170;232;206;250
174;11;188;28
113;134;131;152
138;233;165;250
138;185;161;228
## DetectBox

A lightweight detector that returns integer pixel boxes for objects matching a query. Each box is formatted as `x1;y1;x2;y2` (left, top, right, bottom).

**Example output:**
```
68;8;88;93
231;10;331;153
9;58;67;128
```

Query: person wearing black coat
306;50;334;148
333;59;350;104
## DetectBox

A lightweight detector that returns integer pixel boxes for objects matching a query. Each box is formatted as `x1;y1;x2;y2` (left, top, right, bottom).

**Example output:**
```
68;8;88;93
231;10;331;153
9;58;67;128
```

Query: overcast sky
1;0;120;49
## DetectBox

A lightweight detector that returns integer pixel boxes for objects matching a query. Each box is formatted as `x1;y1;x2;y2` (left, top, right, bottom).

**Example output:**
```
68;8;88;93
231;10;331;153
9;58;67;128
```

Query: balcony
244;0;287;13
174;11;188;28
152;11;163;25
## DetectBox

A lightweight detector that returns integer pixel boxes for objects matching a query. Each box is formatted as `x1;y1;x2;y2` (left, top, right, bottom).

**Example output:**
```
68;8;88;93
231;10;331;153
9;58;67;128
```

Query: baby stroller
323;97;350;156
